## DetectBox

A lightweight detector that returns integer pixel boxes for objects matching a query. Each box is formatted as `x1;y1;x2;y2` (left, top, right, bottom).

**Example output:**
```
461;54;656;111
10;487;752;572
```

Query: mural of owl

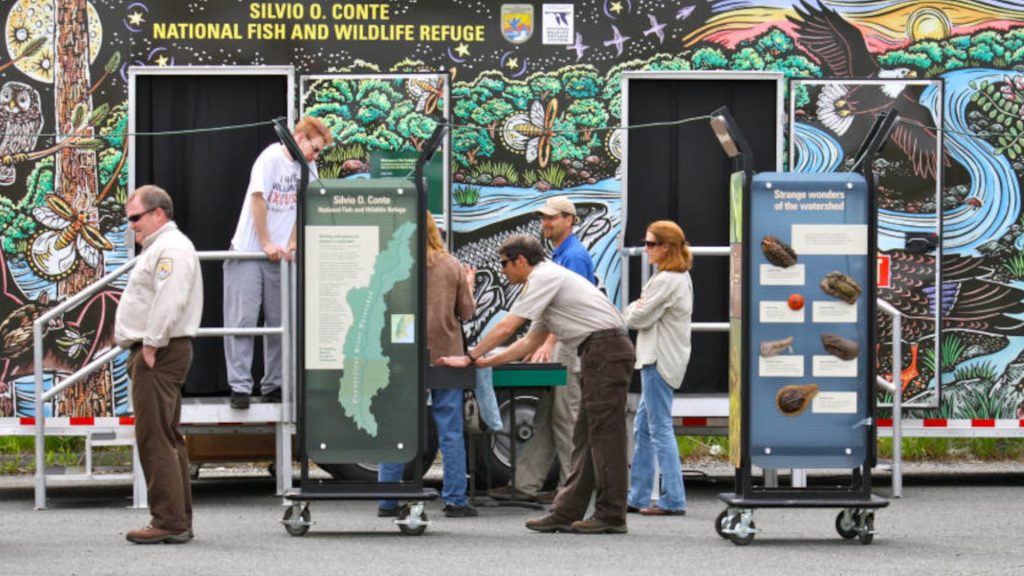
0;81;44;187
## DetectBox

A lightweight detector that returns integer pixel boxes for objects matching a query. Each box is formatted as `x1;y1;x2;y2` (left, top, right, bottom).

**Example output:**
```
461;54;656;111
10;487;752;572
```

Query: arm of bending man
437;314;549;368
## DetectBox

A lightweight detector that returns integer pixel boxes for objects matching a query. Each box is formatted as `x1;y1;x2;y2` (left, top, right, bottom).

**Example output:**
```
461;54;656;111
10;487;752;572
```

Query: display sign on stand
716;111;896;546
302;178;421;465
748;172;872;470
279;120;446;537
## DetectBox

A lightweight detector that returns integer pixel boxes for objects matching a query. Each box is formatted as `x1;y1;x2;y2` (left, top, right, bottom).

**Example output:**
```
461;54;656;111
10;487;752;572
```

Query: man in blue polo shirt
489;196;596;503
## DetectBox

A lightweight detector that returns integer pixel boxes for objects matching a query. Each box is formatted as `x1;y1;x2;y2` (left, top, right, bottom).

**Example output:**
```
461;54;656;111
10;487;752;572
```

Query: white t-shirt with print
230;143;318;251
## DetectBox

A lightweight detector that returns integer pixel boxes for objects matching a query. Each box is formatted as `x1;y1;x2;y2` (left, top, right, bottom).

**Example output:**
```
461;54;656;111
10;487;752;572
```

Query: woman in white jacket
625;220;693;516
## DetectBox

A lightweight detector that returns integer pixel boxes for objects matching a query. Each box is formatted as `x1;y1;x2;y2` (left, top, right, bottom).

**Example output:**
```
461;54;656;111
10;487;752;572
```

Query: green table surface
491;362;566;388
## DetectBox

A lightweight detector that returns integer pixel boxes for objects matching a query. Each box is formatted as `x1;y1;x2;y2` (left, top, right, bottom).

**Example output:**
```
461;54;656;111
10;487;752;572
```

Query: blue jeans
379;388;467;509
474;366;504;431
627;364;686;511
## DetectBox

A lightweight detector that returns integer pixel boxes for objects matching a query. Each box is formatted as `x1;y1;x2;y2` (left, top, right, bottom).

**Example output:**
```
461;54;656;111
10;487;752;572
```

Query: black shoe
443;504;479;518
377;507;399;518
627;506;641;514
262;388;282;402
230;392;250;410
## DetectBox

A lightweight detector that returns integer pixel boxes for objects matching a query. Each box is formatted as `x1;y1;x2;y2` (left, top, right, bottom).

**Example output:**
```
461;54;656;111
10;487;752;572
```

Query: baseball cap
537;196;577;217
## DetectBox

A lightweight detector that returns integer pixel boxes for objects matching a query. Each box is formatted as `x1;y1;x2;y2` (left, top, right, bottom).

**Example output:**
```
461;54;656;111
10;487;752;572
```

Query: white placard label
759;355;804;378
792;224;868;255
304;226;378;370
812;355;858;377
542;4;574;44
760;263;805;286
760;301;805;323
813;301;858;323
812;391;858;413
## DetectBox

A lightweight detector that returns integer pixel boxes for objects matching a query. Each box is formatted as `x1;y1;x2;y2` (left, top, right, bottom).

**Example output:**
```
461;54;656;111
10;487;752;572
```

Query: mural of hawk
0;81;44;187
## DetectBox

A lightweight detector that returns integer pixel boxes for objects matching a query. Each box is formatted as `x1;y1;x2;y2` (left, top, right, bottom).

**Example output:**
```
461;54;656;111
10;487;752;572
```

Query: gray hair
128;185;174;220
499;234;545;265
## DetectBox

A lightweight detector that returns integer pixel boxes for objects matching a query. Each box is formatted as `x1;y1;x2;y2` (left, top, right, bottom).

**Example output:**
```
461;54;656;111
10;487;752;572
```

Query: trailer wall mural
1;0;1023;420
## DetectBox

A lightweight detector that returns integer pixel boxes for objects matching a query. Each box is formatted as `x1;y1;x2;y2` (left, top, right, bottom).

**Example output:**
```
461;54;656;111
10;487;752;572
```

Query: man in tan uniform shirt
115;185;203;544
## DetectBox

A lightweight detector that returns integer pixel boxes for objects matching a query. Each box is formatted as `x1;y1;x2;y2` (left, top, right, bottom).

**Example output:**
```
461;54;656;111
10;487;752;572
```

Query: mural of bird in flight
787;0;949;179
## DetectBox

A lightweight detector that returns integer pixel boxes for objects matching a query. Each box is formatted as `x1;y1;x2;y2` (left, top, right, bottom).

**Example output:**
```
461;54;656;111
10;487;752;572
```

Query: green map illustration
337;221;416;436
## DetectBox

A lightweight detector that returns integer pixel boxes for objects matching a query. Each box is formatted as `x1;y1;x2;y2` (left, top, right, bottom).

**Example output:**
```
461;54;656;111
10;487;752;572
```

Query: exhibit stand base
715;492;889;546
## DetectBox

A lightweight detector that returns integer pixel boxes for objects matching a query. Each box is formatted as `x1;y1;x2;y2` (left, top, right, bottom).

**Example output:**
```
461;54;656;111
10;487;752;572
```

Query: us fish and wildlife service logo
156;258;173;280
501;4;534;44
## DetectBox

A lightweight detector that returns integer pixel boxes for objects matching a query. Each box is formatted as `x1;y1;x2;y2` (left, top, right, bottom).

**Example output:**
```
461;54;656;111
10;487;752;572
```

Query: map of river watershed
337;221;416;436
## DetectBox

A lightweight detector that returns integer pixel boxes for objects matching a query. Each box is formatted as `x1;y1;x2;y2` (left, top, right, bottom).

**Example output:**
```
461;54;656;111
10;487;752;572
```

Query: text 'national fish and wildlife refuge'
151;3;486;42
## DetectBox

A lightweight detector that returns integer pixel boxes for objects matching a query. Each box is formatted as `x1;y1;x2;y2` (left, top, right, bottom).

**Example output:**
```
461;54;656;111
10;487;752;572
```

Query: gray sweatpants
223;259;281;395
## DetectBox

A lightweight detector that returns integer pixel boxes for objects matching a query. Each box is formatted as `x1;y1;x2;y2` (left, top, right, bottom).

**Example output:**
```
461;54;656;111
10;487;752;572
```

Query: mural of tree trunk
53;0;109;417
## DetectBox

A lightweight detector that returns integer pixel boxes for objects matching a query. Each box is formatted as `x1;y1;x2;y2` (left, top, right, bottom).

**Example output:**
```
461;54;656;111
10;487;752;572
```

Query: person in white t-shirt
224;117;332;409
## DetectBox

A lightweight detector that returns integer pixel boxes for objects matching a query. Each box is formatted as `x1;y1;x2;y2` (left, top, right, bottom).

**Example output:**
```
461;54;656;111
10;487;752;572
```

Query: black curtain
626;78;780;394
134;74;288;395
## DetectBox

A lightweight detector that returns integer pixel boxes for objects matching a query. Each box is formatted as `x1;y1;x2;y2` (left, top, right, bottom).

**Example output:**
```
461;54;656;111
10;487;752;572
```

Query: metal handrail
876;298;903;498
620;245;729;332
31;250;293;509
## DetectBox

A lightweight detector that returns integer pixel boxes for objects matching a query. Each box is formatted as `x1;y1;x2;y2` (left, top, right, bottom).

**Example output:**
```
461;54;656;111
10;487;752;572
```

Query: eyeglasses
643;240;663;248
499;258;511;268
304;136;324;157
127;207;156;223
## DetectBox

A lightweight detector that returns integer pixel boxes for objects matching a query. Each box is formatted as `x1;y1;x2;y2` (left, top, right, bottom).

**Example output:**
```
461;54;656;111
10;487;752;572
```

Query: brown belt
577;327;628;355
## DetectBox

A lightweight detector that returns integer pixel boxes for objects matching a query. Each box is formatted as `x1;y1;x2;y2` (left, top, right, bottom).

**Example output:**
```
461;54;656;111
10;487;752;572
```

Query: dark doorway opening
133;72;290;395
624;75;781;395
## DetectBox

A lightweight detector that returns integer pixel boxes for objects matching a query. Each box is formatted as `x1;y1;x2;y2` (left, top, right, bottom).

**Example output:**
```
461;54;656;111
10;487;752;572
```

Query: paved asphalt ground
1;466;1023;576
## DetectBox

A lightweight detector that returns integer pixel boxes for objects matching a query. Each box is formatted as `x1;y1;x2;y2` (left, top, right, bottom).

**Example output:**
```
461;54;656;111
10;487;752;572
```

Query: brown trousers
129;338;194;532
550;332;635;524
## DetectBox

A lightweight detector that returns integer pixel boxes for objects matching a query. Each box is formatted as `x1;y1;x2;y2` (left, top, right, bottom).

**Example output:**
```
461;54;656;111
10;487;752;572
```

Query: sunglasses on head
127;207;156;223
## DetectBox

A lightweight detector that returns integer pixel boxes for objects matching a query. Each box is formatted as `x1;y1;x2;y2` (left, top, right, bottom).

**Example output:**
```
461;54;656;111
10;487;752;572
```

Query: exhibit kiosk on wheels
281;121;447;537
715;110;896;546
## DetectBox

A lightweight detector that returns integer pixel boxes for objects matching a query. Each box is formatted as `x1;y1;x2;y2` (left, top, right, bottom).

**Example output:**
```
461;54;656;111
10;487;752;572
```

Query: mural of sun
5;0;102;83
906;8;951;41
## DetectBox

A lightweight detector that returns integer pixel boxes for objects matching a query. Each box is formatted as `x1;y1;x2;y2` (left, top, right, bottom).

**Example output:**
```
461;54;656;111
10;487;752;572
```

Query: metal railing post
33;322;47;510
277;258;293;496
877;299;903;498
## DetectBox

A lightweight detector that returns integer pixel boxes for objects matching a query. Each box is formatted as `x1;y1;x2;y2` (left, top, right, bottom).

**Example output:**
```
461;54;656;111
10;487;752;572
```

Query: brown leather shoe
126;525;191;544
535;490;556;505
639;506;686;516
488;484;537;502
525;513;576;533
571;517;628;534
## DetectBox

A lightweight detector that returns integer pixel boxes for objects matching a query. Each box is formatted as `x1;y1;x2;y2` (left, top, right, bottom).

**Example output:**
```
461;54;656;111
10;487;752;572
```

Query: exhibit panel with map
300;177;422;466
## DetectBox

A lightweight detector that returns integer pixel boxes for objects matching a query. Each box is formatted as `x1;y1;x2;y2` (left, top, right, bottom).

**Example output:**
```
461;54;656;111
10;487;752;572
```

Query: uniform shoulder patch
156;258;173;280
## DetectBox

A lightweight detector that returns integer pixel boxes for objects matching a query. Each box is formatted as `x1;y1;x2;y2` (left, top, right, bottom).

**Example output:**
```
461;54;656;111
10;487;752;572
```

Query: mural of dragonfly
28;195;113;281
408;76;445;115
501;98;559;168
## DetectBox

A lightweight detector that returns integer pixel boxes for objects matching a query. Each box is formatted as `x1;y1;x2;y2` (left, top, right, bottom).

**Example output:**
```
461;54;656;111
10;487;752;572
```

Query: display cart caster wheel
836;509;859;539
726;510;758;546
396;502;429;536
856;511;875;545
715;510;730;539
281;503;311;537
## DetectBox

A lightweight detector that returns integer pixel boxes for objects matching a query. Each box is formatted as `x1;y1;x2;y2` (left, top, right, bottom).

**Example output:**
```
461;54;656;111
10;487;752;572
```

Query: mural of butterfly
28;195;113;281
501;98;559;168
408;77;445;115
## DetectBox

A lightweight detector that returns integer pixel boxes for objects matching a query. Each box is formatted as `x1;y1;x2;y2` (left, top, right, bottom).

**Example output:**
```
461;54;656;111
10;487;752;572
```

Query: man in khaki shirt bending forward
115;185;203;544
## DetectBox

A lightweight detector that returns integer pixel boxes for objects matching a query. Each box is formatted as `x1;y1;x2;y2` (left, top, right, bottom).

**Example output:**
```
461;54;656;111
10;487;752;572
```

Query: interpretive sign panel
301;177;421;464
747;172;873;469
